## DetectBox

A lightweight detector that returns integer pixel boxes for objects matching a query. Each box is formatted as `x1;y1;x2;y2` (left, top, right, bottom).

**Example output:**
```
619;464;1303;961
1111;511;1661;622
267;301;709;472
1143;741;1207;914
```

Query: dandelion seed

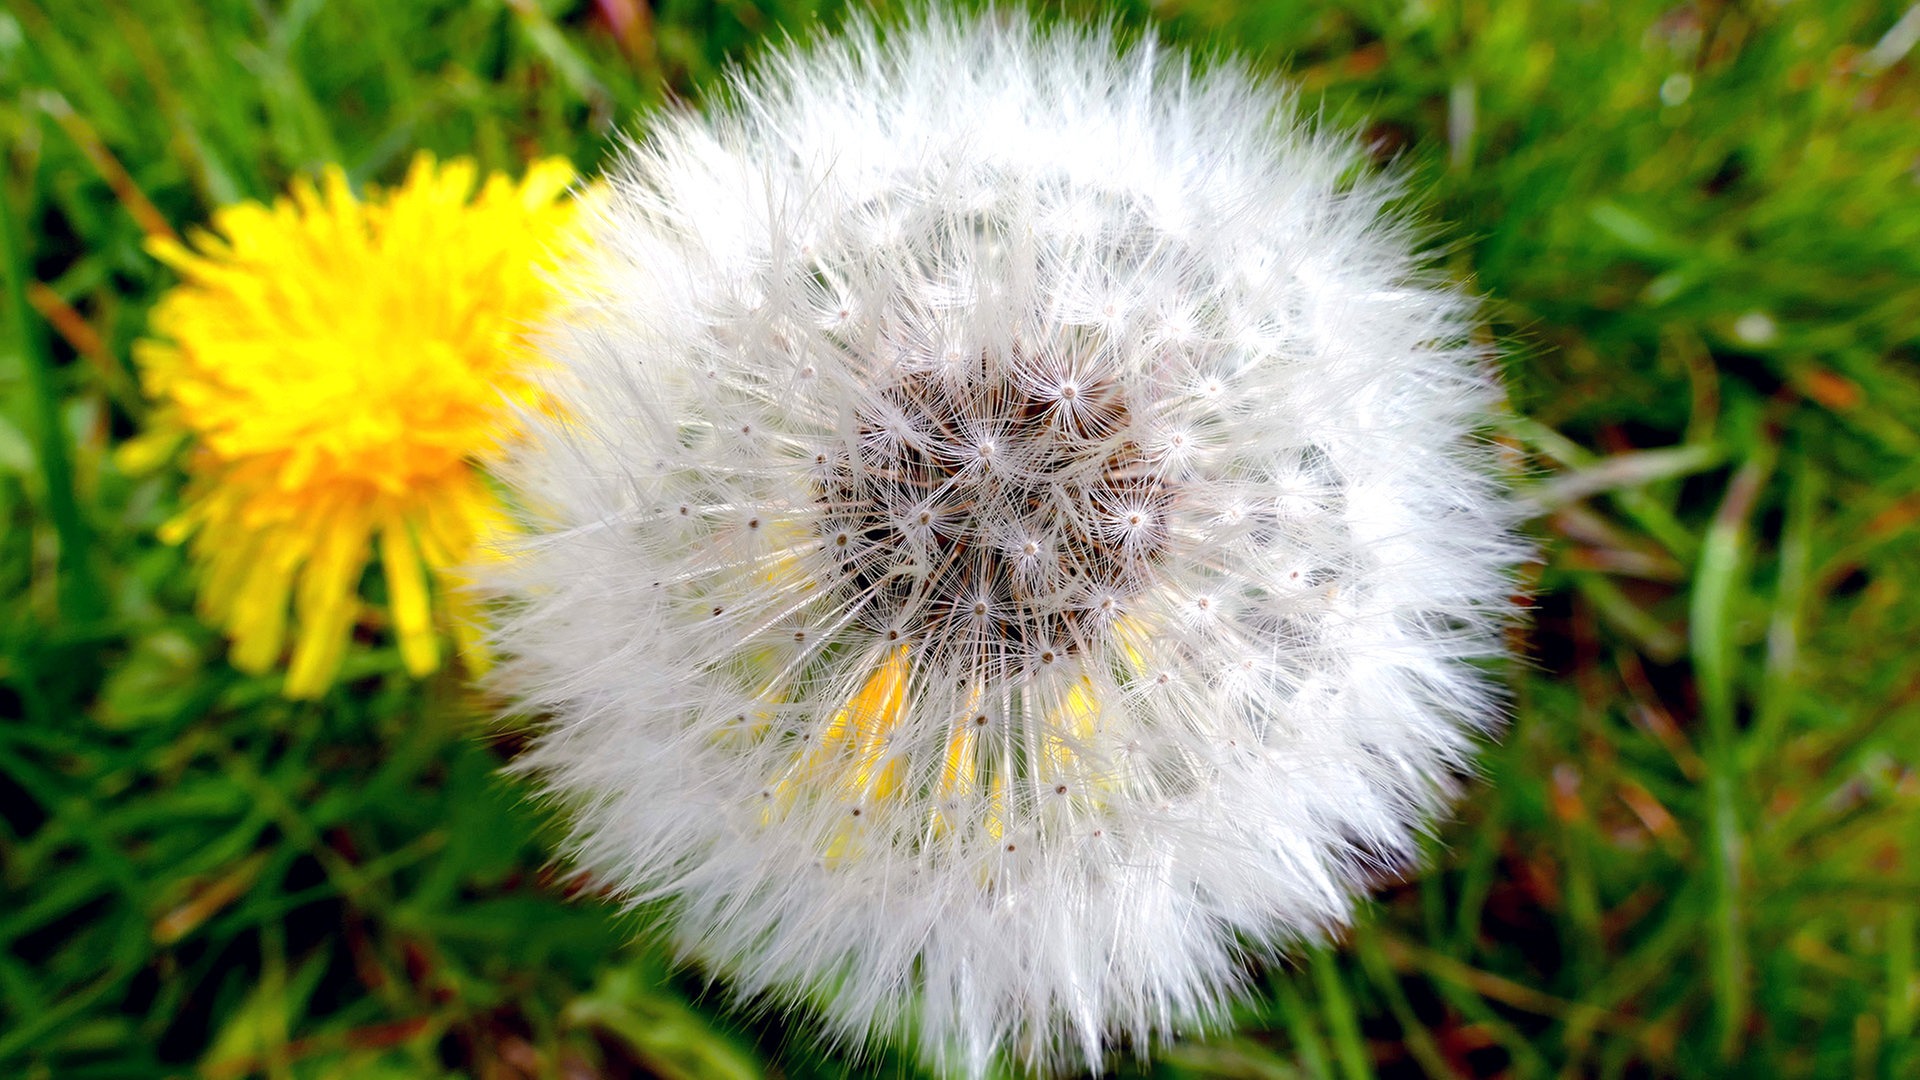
136;155;582;697
486;13;1523;1076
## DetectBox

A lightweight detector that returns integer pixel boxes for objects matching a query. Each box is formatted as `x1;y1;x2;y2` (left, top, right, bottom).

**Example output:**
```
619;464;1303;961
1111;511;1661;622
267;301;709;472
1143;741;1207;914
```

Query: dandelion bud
487;13;1523;1075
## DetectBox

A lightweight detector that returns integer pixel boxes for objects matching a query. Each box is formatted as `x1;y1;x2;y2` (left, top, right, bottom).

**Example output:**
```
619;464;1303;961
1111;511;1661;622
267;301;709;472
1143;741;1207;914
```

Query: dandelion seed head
486;12;1523;1076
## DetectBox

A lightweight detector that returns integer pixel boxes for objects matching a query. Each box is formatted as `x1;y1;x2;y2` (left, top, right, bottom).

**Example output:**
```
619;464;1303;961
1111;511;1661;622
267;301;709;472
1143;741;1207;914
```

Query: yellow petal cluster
135;155;582;697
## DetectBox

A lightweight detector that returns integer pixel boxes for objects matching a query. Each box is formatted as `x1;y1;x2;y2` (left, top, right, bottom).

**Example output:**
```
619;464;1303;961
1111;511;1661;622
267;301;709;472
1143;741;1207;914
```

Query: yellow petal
226;548;296;674
285;506;371;697
379;515;439;677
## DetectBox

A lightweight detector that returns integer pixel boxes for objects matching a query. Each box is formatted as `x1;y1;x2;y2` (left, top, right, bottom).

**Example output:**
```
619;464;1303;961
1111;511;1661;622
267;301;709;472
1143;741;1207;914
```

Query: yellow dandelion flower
135;154;582;697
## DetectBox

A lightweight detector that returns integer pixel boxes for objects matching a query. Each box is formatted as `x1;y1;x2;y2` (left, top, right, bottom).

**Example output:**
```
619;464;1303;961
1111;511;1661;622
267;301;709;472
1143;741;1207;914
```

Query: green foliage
3;0;1917;1076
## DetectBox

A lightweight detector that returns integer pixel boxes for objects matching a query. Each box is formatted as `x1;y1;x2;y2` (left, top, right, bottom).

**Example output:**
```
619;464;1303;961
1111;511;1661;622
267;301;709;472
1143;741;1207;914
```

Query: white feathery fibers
486;12;1524;1076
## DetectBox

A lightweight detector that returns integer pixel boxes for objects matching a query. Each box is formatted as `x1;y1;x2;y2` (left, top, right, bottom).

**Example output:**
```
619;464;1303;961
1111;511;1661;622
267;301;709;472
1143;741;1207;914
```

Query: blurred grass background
3;0;1918;1077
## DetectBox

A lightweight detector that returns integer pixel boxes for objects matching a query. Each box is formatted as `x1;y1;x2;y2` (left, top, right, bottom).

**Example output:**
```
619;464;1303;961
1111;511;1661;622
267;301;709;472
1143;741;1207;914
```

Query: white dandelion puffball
488;12;1523;1076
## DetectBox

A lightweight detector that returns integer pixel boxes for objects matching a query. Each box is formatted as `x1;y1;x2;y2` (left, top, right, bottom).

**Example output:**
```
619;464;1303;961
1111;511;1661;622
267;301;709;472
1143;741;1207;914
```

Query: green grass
3;0;1918;1076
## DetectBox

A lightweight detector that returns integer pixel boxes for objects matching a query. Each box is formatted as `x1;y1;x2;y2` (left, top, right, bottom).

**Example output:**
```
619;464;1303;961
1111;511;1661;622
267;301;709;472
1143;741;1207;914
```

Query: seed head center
818;353;1171;672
